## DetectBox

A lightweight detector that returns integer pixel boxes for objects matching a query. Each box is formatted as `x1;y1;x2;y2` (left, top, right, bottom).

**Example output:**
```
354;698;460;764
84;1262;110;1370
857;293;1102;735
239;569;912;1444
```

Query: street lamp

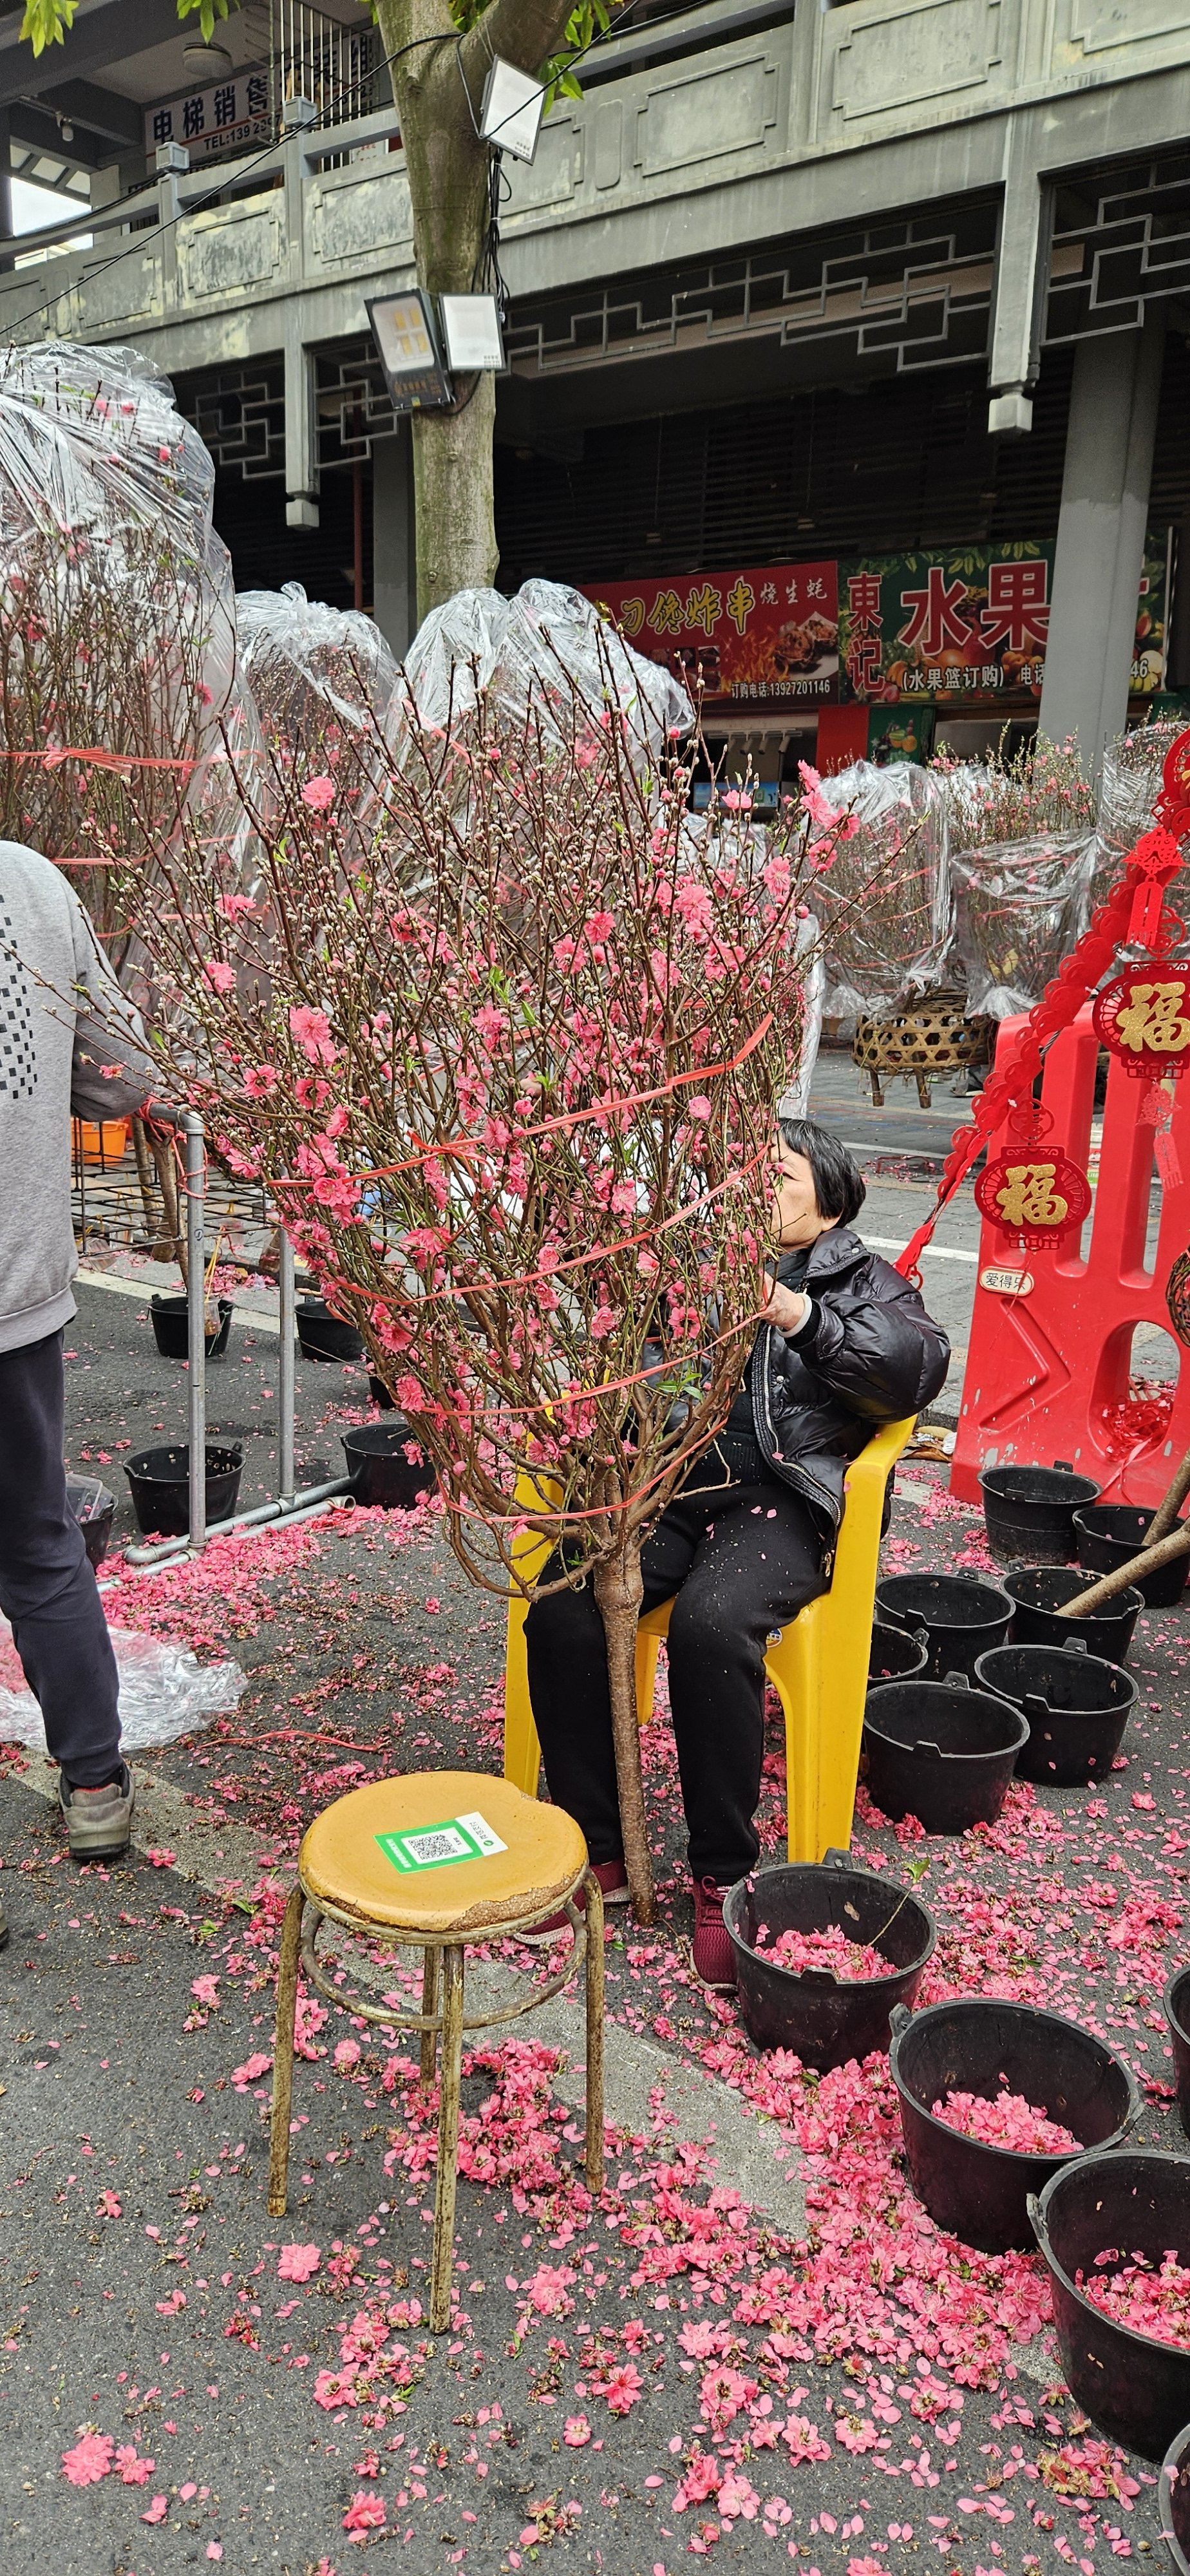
366;290;453;412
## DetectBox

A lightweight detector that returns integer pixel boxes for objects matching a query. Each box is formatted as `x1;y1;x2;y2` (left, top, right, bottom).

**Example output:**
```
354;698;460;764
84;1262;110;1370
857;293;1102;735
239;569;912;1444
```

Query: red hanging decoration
974;1104;1091;1254
1093;960;1190;1080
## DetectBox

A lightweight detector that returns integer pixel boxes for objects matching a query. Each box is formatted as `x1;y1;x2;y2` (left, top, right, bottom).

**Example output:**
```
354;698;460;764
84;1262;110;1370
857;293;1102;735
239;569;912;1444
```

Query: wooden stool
268;1769;603;2333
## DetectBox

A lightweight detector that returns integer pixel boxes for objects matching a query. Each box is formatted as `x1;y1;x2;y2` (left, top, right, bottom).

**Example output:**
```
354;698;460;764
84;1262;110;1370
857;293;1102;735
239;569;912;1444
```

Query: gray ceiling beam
0;0;182;103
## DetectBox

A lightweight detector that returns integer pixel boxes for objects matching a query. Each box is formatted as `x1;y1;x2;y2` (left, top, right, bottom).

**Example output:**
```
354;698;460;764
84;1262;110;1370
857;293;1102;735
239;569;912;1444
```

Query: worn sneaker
519;1859;631;1945
691;1877;737;1991
60;1763;135;1864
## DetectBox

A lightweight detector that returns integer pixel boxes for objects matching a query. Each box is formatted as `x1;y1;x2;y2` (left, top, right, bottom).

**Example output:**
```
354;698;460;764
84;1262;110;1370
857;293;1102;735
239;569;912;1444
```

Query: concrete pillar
372;428;416;659
1039;316;1166;777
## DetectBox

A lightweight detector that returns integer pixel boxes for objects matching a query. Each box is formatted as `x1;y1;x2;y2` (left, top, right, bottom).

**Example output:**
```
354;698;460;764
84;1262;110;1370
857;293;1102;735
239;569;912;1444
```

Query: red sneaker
519;1859;630;1945
692;1877;737;1991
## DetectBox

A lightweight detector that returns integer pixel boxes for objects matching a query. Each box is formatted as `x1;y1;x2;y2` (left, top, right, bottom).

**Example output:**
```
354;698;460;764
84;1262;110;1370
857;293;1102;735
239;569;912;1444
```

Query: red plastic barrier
950;1003;1190;1508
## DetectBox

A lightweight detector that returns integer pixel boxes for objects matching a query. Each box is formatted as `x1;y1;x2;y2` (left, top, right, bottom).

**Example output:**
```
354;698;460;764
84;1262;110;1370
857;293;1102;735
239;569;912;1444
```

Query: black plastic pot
973;1640;1137;1786
125;1443;244;1539
368;1374;395;1410
1005;1564;1144;1662
874;1571;1014;1679
980;1462;1101;1564
863;1673;1028;1833
723;1852;936;2068
296;1299;364;1364
1030;2150;1190;2460
1075;1502;1190;1609
1161;2420;1190;2574
66;1475;116;1569
1164;1969;1190;2146
341;1421;432;1510
149;1293;232;1361
890;1998;1139;2255
869;1621;929;1685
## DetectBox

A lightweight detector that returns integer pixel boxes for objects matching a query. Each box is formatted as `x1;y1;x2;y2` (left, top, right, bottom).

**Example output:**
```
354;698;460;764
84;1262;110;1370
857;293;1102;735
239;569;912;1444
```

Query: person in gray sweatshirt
0;838;156;1924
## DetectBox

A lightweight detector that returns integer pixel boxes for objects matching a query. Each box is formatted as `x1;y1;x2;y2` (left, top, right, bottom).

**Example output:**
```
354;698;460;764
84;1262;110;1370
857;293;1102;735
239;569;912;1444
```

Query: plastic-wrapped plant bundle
237;582;401;808
399;577;692;767
938;735;1093;855
802;761;947;1028
0;339;243;933
1083;717;1188;923
951;831;1095;1020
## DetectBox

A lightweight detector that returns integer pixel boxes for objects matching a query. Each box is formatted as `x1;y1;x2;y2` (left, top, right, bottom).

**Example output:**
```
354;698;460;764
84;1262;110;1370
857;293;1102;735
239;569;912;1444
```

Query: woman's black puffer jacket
744;1226;949;1557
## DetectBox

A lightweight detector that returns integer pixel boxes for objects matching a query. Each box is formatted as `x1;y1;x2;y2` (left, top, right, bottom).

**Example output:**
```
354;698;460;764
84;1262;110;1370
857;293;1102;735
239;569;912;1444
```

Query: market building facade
1;0;1189;781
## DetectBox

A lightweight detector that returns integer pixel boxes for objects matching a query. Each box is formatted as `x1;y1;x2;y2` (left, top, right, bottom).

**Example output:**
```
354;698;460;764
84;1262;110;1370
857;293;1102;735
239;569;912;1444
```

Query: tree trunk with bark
592;1536;655;1925
375;0;580;616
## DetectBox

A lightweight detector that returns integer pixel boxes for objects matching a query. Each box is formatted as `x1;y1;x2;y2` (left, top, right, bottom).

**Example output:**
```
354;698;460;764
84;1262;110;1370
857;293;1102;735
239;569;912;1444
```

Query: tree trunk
592;1540;656;1925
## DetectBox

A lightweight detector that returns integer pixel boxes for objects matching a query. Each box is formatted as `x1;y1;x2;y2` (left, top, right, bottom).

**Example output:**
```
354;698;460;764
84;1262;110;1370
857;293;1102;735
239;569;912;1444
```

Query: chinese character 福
995;1164;1069;1229
1114;979;1190;1058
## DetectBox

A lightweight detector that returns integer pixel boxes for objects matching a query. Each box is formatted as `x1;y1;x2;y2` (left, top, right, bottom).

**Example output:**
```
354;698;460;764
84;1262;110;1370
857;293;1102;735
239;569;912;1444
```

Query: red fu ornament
974;1108;1091;1255
1093;960;1190;1080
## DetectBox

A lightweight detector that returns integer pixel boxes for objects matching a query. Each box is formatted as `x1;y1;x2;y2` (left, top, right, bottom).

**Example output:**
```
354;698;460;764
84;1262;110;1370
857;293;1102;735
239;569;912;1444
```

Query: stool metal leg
429;1944;464;2335
268;1885;304;2217
420;1946;440;2086
583;1870;605;2195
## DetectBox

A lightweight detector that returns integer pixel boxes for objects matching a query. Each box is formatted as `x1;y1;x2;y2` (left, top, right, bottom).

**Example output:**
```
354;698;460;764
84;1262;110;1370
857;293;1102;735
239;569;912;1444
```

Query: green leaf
19;0;78;55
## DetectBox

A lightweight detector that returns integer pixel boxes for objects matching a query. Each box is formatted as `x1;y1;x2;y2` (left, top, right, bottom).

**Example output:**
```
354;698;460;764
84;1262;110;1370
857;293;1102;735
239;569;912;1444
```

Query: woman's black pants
524;1437;827;1886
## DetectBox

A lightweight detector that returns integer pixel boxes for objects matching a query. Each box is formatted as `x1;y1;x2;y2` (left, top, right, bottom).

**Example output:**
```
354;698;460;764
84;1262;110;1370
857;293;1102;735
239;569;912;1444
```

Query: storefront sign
145;71;272;161
590;538;1167;717
580;562;839;706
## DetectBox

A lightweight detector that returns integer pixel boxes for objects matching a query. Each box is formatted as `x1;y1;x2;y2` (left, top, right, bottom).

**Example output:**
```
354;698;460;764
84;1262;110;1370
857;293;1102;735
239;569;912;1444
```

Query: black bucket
1075;1502;1190;1609
890;1998;1139;2255
863;1674;1028;1833
1030;2151;1190;2460
974;1641;1137;1786
368;1373;395;1410
980;1462;1101;1564
723;1853;936;2069
125;1443;244;1539
1005;1564;1144;1662
1164;1969;1190;2146
1161;2420;1190;2575
341;1422;432;1510
149;1293;233;1361
874;1571;1014;1679
297;1299;364;1363
66;1475;116;1569
869;1622;929;1685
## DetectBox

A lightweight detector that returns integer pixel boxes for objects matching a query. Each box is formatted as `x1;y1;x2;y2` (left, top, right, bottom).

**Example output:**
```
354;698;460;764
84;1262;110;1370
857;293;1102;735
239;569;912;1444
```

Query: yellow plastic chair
504;1414;916;1864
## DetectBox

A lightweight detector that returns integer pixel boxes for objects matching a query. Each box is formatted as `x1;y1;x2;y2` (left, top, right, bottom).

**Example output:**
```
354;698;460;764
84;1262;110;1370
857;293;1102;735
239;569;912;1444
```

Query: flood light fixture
479;56;545;164
438;292;507;374
366;290;453;412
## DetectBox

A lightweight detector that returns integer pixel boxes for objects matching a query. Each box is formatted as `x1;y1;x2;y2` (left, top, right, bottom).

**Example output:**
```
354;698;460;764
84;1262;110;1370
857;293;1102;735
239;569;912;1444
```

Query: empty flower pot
296;1299;364;1363
1075;1502;1190;1609
862;1673;1028;1833
1165;1969;1190;2146
341;1421;432;1510
973;1640;1137;1786
1029;2151;1190;2460
723;1854;936;2068
368;1373;395;1410
149;1293;233;1361
1005;1564;1143;1662
874;1571;1014;1679
980;1463;1101;1564
891;1997;1139;2255
125;1443;243;1539
869;1621;929;1685
1161;2420;1190;2575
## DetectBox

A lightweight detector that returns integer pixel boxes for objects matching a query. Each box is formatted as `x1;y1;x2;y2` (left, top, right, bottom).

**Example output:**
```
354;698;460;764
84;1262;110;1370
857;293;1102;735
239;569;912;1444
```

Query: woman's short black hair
777;1116;867;1227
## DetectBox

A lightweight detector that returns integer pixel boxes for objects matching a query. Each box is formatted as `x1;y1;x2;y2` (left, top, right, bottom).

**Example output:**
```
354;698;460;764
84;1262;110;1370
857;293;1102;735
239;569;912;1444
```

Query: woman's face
770;1143;840;1249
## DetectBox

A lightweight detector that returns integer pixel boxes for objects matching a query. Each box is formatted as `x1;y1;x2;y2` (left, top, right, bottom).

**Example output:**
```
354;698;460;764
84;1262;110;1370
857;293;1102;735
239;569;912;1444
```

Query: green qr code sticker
376;1810;508;1873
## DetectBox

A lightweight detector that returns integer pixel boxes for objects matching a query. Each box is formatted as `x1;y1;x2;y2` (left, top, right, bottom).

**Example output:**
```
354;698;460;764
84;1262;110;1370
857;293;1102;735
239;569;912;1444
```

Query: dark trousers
525;1436;827;1884
0;1329;121;1785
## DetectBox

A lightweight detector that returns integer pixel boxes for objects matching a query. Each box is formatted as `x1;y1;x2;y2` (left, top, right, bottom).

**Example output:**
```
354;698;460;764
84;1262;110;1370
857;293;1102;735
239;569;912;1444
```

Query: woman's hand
761;1280;811;1336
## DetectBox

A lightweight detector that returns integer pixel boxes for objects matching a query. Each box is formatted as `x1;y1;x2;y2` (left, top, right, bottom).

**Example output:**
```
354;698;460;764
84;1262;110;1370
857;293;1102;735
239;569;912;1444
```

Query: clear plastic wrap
237;581;400;797
0;339;241;911
779;911;824;1114
1083;719;1189;925
809;761;949;1027
397;578;692;764
0;1615;246;1752
951;831;1095;1019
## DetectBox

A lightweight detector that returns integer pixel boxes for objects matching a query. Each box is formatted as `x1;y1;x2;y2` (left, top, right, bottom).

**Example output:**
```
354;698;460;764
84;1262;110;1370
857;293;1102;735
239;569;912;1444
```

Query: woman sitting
524;1117;949;1989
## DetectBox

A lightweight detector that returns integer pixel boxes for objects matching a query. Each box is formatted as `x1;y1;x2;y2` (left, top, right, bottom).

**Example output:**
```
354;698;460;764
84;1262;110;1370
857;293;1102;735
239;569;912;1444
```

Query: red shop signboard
579;562;840;707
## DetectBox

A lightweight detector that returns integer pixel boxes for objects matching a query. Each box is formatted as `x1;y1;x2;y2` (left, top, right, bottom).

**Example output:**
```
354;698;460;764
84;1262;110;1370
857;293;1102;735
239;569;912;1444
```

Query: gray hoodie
0;838;155;1354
